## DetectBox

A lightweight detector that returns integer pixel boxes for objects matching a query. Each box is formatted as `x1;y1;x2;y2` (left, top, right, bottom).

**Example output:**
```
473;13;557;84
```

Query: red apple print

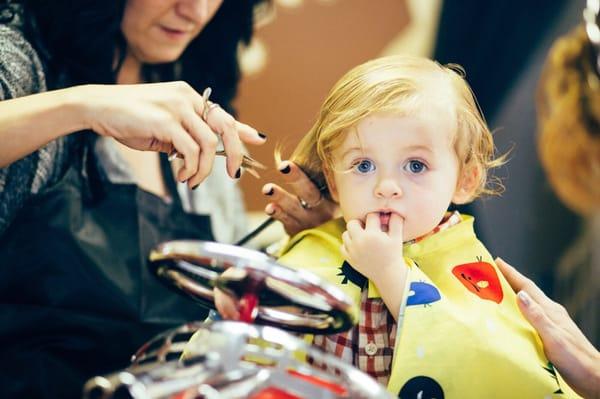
452;257;503;304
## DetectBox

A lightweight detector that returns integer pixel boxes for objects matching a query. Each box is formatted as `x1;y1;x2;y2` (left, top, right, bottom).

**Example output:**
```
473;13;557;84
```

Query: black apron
0;146;212;398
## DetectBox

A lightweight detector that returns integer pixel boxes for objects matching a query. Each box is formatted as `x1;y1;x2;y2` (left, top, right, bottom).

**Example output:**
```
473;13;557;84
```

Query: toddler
219;56;580;398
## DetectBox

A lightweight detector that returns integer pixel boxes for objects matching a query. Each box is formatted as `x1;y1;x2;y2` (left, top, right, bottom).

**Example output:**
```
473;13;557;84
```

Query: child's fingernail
517;291;531;307
258;132;267;140
235;168;241;179
279;164;291;174
192;184;199;191
265;204;275;215
264;186;274;196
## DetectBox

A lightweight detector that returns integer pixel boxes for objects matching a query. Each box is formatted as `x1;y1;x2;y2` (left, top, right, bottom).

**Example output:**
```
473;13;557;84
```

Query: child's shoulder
404;213;479;256
284;217;345;251
277;217;346;269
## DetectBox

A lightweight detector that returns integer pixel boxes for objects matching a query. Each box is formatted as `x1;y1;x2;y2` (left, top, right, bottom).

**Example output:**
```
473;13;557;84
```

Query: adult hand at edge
262;160;337;236
496;257;600;399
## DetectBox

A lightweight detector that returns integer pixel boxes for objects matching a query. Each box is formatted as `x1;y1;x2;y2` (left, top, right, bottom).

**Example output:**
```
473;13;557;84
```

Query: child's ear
323;166;339;203
452;164;480;204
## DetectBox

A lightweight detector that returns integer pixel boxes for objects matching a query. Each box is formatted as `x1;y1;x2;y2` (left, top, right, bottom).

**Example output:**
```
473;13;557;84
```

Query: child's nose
375;178;402;199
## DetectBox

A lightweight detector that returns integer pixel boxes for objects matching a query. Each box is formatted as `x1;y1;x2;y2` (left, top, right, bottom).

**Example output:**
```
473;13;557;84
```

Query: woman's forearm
1;81;267;186
0;86;90;167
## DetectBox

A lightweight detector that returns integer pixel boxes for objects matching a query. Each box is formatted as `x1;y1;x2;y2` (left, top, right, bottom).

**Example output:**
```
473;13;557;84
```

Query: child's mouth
379;212;392;232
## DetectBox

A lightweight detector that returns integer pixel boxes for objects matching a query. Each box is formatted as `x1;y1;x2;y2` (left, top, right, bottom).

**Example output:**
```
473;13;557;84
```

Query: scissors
168;149;266;179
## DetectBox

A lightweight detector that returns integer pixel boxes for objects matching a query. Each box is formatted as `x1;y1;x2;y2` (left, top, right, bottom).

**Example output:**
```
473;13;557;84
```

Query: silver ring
201;87;212;121
298;194;323;210
204;102;221;123
167;149;178;162
299;197;310;210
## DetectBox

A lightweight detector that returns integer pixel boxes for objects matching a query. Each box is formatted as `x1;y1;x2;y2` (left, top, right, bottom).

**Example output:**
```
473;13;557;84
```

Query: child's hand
214;284;241;320
213;267;240;320
341;212;408;318
341;212;406;284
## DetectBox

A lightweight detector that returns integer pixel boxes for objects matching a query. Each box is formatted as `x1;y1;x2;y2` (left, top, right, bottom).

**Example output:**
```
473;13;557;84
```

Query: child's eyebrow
340;144;434;160
340;147;363;159
403;144;435;153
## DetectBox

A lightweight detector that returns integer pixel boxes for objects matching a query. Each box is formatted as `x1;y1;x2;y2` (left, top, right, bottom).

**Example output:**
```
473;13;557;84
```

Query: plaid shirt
312;290;397;385
310;211;462;386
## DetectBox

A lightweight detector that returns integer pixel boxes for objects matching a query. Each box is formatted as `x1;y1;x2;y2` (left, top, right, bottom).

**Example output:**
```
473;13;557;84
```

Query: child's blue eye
405;160;427;174
353;159;376;174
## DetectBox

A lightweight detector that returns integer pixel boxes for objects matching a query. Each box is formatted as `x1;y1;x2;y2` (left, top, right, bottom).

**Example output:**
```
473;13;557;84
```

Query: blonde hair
287;55;505;202
537;26;600;215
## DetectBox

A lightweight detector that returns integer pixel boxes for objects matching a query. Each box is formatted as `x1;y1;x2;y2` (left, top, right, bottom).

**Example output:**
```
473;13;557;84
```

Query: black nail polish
258;132;267;140
265;187;274;196
192;184;199;191
235;168;241;179
280;165;291;174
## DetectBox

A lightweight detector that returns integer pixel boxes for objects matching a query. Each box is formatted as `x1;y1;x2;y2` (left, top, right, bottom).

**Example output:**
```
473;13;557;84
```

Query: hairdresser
0;1;267;397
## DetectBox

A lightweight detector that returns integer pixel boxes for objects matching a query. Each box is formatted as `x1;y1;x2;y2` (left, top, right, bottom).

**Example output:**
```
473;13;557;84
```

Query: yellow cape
278;216;580;398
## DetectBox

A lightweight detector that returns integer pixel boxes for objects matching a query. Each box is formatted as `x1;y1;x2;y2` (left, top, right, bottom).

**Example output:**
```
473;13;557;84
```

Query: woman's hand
79;82;266;188
496;257;600;399
262;160;337;236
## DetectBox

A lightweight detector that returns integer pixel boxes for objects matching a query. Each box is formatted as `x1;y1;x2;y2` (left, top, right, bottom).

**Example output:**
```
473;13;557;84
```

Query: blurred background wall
232;0;596;345
235;0;440;209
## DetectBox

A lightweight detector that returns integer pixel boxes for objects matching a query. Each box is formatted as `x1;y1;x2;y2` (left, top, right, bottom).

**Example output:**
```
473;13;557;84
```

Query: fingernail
192;184;200;191
265;204;275;215
235;168;241;179
264;186;274;196
279;164;291;174
517;291;530;307
258;132;267;140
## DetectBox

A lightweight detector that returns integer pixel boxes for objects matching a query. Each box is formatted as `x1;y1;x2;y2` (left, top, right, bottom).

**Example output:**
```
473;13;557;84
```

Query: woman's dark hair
0;0;265;112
